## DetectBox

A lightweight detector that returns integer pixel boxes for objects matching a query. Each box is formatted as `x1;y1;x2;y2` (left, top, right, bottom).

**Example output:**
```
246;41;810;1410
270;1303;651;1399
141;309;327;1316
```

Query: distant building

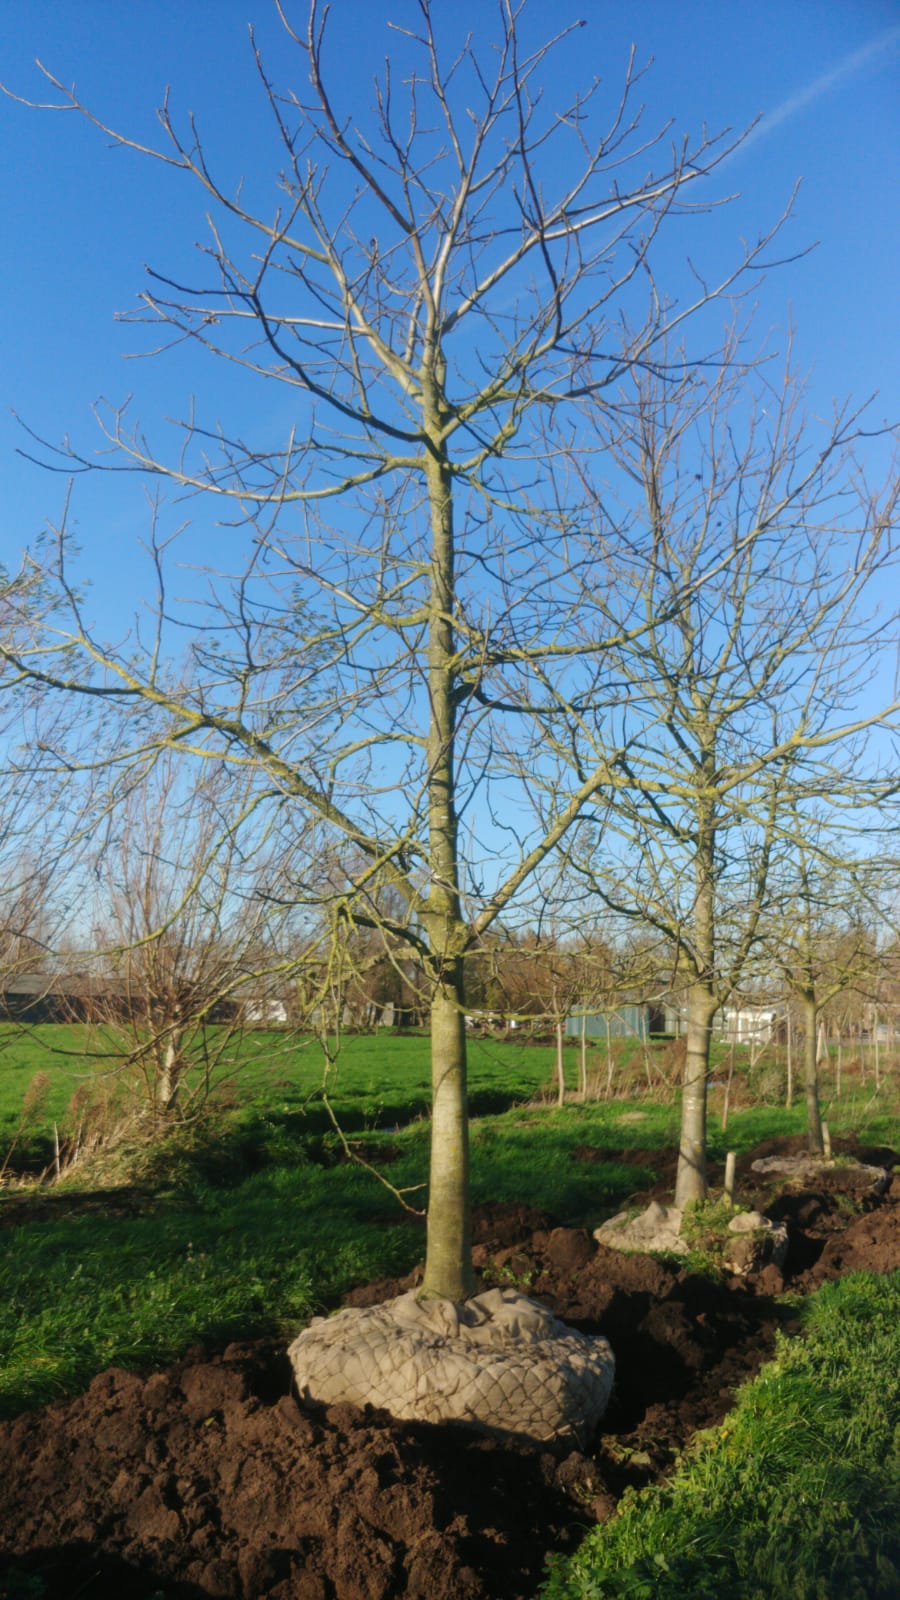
243;997;290;1027
0;973;117;1024
716;1007;776;1046
565;1003;683;1041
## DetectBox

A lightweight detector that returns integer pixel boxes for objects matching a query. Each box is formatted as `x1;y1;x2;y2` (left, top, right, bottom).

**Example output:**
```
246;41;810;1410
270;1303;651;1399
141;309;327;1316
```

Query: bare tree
487;930;587;1102
73;752;314;1119
553;339;897;1203
765;836;893;1149
2;5;801;1296
0;564;82;1009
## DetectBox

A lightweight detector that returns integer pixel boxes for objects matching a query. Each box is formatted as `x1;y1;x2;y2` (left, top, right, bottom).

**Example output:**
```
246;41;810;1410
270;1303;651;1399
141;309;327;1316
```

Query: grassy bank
543;1270;900;1600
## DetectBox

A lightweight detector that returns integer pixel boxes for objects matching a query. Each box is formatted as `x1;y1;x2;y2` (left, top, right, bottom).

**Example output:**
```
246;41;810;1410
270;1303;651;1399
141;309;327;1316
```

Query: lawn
0;1088;679;1419
4;1020;886;1163
1;1065;894;1422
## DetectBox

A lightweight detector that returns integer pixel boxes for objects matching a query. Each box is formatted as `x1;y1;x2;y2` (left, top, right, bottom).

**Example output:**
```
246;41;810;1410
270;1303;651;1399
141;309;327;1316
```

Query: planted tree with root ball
548;338;897;1204
3;3;794;1300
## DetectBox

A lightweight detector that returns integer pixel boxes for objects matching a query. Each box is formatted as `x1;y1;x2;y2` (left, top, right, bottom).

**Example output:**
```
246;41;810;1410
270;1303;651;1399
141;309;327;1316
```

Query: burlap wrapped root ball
288;1287;615;1447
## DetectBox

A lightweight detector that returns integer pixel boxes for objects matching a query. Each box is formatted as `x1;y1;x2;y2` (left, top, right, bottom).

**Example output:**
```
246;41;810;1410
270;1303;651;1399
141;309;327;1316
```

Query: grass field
0;1086;679;1420
0;1024;589;1165
2;1022;892;1163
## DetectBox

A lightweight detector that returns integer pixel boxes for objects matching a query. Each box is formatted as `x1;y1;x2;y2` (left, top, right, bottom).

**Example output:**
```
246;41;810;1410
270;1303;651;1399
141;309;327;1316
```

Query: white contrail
739;23;900;155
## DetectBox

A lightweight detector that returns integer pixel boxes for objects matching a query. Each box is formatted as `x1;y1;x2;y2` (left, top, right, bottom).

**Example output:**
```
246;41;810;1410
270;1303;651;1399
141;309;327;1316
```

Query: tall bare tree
0;563;81;1005
3;4;802;1296
552;339;897;1202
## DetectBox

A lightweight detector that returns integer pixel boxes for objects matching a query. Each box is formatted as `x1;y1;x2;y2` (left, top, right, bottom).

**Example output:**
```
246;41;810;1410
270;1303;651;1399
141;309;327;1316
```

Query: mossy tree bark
676;985;717;1205
419;412;473;1301
424;969;473;1300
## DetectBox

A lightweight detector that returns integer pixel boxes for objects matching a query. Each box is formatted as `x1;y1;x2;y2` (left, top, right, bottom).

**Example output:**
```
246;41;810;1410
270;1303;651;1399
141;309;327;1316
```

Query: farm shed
565;1005;646;1041
0;974;96;1024
563;1004;682;1043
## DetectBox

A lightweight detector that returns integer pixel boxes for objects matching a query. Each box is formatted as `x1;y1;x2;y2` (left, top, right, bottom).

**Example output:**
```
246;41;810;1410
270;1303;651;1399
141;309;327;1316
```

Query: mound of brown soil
1;1136;897;1600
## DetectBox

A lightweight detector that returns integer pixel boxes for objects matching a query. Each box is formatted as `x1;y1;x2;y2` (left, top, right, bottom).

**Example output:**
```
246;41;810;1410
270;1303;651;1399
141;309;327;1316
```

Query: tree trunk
580;1013;588;1101
424;968;473;1301
860;1024;867;1086
157;1027;184;1112
419;420;474;1303
802;992;825;1155
556;1019;566;1107
675;811;717;1208
675;982;717;1205
641;1023;653;1091
721;1039;736;1133
816;1021;828;1082
786;1006;793;1107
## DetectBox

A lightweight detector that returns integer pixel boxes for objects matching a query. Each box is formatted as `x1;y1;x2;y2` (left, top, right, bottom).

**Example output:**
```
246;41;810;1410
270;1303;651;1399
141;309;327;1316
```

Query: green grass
542;1270;900;1600
0;1083;708;1419
0;1090;671;1418
4;1023;892;1163
0;1139;420;1416
1;1023;897;1435
0;1024;585;1163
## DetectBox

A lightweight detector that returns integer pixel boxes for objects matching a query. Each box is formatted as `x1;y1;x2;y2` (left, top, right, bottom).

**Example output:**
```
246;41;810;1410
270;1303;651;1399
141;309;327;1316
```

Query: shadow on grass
0;1184;161;1229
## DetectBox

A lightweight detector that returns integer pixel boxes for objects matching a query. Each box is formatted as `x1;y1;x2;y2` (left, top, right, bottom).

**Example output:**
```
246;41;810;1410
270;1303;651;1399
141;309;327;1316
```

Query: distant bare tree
765;835;894;1148
79;753;311;1118
0;563;81;1006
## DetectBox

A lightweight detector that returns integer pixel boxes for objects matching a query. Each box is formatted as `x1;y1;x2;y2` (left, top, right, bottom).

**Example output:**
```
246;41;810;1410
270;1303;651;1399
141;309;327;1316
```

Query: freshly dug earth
1;1135;897;1600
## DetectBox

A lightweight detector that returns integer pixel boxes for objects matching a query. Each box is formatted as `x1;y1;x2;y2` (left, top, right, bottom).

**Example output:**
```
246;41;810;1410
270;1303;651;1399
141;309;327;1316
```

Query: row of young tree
2;754;895;1113
1;3;897;1300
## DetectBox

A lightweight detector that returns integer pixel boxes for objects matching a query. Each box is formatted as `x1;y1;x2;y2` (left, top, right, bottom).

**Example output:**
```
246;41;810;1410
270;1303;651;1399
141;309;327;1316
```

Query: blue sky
1;0;898;665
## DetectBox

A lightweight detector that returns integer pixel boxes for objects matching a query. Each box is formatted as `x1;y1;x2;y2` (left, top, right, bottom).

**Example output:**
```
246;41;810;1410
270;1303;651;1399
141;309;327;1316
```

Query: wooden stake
724;1150;736;1206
